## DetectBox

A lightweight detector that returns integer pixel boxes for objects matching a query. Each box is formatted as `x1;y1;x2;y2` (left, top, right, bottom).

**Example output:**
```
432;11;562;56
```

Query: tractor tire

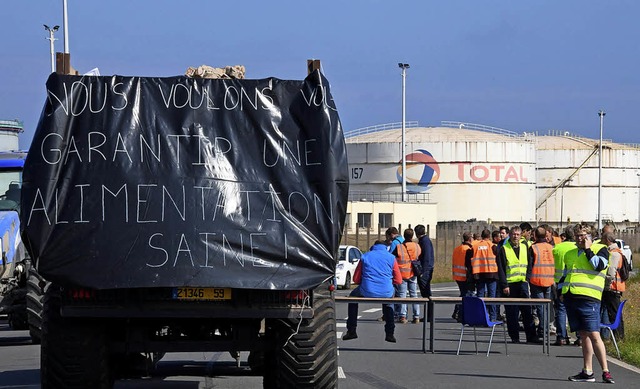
263;297;338;389
8;303;28;330
40;286;113;389
26;273;47;344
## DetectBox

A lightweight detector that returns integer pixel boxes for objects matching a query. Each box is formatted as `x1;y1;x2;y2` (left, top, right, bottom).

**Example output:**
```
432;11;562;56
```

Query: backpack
619;253;631;282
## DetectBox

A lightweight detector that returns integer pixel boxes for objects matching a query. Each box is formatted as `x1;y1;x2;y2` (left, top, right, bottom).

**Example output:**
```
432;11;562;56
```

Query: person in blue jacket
342;240;403;343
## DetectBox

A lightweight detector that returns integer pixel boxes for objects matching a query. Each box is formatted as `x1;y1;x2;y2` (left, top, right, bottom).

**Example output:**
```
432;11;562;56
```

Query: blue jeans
505;281;537;341
554;290;568;339
530;284;551;338
395;276;420;319
476;279;497;321
347;286;395;335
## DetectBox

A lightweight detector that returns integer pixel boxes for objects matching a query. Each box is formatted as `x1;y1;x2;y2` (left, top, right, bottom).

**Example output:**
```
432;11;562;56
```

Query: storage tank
536;131;640;226
0;119;23;151
346;121;537;222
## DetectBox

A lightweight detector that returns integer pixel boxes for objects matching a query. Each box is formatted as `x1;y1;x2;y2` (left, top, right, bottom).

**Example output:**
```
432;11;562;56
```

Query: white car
335;245;362;289
615;239;633;270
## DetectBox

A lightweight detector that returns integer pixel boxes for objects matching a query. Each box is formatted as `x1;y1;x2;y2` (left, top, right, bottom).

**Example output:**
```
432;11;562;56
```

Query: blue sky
2;0;639;148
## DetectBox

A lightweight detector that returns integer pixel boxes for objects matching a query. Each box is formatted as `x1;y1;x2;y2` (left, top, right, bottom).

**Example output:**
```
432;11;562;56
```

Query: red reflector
328;283;335;292
69;288;95;300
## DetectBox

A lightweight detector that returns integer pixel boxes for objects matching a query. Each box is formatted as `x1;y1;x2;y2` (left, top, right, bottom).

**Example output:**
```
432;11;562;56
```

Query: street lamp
637;173;640;226
63;0;70;54
43;24;59;74
398;63;410;202
597;109;605;230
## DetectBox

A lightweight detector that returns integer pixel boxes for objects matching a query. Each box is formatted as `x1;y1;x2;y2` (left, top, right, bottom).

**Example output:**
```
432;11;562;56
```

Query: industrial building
536;131;640;227
0;119;23;151
344;121;640;234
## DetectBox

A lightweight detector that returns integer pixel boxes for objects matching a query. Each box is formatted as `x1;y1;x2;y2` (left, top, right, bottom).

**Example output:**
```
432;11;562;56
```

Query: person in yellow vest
552;225;575;346
497;226;540;343
465;229;499;320
600;232;625;340
529;226;556;340
563;224;614;384
392;228;422;324
451;232;473;321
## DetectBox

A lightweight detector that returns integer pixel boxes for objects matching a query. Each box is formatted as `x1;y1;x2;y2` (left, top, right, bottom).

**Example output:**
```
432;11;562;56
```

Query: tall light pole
43;25;59;73
637;173;640;226
398;63;410;202
559;178;573;229
63;0;70;54
597;109;605;230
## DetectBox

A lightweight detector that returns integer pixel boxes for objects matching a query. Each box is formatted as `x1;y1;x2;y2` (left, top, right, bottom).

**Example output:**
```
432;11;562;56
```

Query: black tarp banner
21;72;348;290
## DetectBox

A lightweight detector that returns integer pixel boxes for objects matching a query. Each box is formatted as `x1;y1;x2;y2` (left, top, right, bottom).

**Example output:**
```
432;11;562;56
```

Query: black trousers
601;290;624;339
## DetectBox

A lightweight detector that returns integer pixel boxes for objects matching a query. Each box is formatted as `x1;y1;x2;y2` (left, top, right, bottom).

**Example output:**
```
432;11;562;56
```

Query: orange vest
396;242;419;280
530;242;555;287
610;247;626;292
471;239;497;275
452;243;472;281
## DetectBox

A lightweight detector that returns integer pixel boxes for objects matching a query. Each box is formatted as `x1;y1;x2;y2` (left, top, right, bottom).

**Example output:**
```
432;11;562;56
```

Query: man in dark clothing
415;224;434;320
342;240;403;343
496;226;540;344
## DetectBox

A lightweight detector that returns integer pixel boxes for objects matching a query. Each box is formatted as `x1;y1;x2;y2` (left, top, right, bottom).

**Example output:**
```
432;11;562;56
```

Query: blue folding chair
600;299;627;359
456;296;508;356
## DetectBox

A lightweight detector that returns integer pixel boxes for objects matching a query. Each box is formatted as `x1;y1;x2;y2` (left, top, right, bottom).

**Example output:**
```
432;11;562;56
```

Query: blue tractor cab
0;151;29;330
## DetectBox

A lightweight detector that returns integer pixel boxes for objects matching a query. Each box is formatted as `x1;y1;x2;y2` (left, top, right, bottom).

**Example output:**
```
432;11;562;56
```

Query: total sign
349;149;531;192
453;162;529;183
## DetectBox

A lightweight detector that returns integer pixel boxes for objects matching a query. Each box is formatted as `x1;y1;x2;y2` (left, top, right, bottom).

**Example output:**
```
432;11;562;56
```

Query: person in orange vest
451;232;474;321
529;226;556;340
465;229;499;320
600;232;625;340
392;228;422;324
497;226;540;343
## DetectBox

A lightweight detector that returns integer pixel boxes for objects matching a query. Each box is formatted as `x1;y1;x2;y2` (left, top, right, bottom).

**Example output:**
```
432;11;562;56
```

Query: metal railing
440;121;520;137
348;190;431;203
0;119;23;132
344;121;419;138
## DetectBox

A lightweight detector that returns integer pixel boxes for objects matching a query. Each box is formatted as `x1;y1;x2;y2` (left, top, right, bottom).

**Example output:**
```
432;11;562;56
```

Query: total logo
396;149;440;193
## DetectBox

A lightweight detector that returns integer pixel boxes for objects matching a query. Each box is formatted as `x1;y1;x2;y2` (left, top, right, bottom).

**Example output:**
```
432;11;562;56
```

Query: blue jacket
388;236;404;254
358;243;398;298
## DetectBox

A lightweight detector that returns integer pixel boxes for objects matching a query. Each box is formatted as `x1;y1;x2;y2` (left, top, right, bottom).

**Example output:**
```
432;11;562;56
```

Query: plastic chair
600;299;627;359
456;296;508;356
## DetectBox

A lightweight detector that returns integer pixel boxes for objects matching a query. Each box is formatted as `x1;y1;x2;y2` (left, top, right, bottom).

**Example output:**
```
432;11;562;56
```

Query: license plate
172;287;232;301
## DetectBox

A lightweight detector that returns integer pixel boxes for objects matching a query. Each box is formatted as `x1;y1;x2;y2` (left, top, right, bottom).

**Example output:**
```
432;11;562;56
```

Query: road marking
431;286;459;292
337;331;343;338
336;322;346;327
338;366;346;379
363;308;382;313
608;356;640;374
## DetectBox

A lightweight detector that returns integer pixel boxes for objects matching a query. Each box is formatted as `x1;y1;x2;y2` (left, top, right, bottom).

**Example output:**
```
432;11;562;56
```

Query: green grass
610;274;639;365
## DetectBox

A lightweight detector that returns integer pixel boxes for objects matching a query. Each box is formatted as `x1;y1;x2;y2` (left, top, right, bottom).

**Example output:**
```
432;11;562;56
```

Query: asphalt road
1;283;639;388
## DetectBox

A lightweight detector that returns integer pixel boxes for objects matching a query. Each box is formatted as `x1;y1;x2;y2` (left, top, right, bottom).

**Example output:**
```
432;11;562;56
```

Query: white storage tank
0;119;23;151
346;122;537;222
536;132;640;225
